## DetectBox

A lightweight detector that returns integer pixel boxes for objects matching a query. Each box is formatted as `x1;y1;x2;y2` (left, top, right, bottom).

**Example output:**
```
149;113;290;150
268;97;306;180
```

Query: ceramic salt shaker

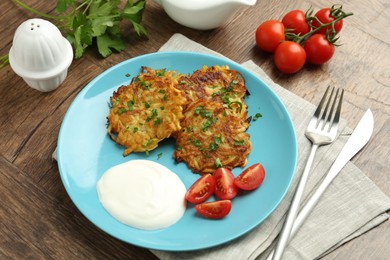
9;18;73;92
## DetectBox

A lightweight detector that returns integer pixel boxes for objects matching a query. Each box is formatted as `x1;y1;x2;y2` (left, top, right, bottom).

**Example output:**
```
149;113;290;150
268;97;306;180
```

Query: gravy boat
154;0;257;30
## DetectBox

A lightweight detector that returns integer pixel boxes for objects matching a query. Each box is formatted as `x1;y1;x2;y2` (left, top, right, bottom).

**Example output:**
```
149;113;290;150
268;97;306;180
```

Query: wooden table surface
1;0;389;259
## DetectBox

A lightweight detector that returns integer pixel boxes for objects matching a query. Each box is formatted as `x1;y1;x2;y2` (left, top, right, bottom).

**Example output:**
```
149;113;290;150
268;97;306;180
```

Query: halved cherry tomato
282;10;310;36
185;174;216;204
304;34;335;64
213;168;238;200
255;20;285;53
195;200;232;219
312;8;343;35
274;41;306;74
234;163;265;190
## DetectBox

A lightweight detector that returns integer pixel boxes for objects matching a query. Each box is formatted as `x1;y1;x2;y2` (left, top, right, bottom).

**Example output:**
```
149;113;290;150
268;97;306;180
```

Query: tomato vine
286;5;353;45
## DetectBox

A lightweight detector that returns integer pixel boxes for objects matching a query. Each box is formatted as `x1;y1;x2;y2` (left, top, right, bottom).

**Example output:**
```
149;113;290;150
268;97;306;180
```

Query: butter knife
268;108;374;260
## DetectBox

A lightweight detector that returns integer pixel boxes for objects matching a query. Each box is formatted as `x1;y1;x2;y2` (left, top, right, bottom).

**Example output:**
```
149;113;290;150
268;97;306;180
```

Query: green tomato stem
12;0;65;20
0;54;9;69
294;6;353;45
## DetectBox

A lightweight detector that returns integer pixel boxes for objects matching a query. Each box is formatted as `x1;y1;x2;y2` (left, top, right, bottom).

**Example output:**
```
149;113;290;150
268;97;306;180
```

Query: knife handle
266;165;341;260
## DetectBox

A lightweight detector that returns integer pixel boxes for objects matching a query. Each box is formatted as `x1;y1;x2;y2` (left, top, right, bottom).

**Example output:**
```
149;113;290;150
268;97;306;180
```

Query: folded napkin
150;34;390;259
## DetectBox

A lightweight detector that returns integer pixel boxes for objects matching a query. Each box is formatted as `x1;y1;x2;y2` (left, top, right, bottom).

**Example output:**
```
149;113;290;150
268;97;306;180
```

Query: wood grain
0;0;389;259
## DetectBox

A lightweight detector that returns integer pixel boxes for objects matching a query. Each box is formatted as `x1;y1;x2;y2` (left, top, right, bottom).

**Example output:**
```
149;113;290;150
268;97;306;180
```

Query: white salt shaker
9;18;73;92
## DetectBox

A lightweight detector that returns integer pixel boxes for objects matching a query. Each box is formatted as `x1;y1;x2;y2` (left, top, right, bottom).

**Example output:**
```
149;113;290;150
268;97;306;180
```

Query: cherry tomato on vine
185;174;216;204
255;20;285;52
304;34;335;64
274;41;306;74
234;163;265;191
312;8;343;35
213;168;238;200
195;200;232;219
282;10;310;36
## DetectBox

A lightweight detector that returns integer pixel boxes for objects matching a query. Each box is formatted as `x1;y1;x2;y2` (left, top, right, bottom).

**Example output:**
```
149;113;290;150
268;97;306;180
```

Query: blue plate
57;51;297;251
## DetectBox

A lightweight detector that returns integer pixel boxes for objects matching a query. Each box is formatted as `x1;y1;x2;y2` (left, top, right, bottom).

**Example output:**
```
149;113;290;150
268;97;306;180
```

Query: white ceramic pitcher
154;0;257;30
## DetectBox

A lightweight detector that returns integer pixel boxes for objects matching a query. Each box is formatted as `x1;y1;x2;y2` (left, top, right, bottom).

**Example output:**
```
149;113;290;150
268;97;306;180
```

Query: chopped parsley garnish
230;80;238;88
192;139;202;147
228;101;243;112
208;136;223;151
156;68;166;77
133;127;138;133
194;106;216;131
209;142;219;151
113;98;120;106
234;139;245;146
139;80;151;89
143;139;154;156
127;100;134;110
202;117;213;131
222;95;230;104
253;112;263;121
157;152;163;160
118;107;127;114
146;109;158;122
214;135;223;145
154;117;162;126
214;158;222;168
144;102;150;108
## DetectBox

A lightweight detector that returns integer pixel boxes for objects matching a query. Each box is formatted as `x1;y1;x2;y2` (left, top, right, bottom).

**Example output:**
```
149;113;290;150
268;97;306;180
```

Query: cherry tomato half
274;41;306;74
234;163;265;190
312;8;343;35
195;200;232;219
185;174;216;204
282;10;310;36
213;168;238;200
255;20;285;53
304;34;335;64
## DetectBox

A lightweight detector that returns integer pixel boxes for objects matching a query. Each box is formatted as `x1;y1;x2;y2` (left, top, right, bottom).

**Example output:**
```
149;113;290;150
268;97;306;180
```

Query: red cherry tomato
185;174;216;204
312;8;343;35
234;163;265;191
255;20;285;53
195;200;232;219
213;168;238;200
304;34;335;64
282;10;310;36
274;41;306;74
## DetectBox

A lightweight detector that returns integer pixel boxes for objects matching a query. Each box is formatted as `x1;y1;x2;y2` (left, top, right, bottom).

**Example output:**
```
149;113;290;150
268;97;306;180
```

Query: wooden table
1;0;389;259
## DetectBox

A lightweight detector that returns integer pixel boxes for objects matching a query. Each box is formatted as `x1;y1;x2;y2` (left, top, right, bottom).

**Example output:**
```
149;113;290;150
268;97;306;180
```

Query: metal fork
270;86;344;260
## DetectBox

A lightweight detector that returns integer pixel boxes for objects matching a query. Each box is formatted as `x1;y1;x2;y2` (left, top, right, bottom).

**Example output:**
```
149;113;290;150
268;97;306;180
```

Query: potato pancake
107;67;186;156
175;65;247;108
174;99;252;174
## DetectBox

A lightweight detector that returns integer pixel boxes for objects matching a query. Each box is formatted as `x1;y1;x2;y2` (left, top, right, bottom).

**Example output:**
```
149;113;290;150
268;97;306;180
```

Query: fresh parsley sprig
10;0;148;60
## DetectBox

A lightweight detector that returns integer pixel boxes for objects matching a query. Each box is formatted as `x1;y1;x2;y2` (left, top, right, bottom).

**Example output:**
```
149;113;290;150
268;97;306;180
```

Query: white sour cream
97;160;187;230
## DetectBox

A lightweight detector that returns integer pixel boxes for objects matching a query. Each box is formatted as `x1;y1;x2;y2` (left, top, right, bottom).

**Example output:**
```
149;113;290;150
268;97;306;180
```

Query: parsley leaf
97;33;125;58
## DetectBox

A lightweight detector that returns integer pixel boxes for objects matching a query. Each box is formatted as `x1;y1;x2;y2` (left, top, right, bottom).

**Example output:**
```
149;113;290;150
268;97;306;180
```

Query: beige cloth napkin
150;34;390;259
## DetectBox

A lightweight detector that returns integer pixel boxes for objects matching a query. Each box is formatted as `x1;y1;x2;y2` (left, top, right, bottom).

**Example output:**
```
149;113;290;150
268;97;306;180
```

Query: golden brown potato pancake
107;67;186;156
174;99;252;174
175;65;247;109
173;65;251;174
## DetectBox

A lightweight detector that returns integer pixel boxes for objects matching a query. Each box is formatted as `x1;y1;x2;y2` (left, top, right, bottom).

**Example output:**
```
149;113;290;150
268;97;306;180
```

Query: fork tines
315;86;344;131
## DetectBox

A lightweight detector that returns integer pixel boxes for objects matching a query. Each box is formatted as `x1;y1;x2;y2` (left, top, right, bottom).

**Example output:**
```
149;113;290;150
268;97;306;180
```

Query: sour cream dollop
97;160;187;230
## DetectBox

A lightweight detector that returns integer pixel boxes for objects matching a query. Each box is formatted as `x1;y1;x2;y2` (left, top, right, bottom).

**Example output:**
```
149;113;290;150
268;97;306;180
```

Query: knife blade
268;108;374;260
